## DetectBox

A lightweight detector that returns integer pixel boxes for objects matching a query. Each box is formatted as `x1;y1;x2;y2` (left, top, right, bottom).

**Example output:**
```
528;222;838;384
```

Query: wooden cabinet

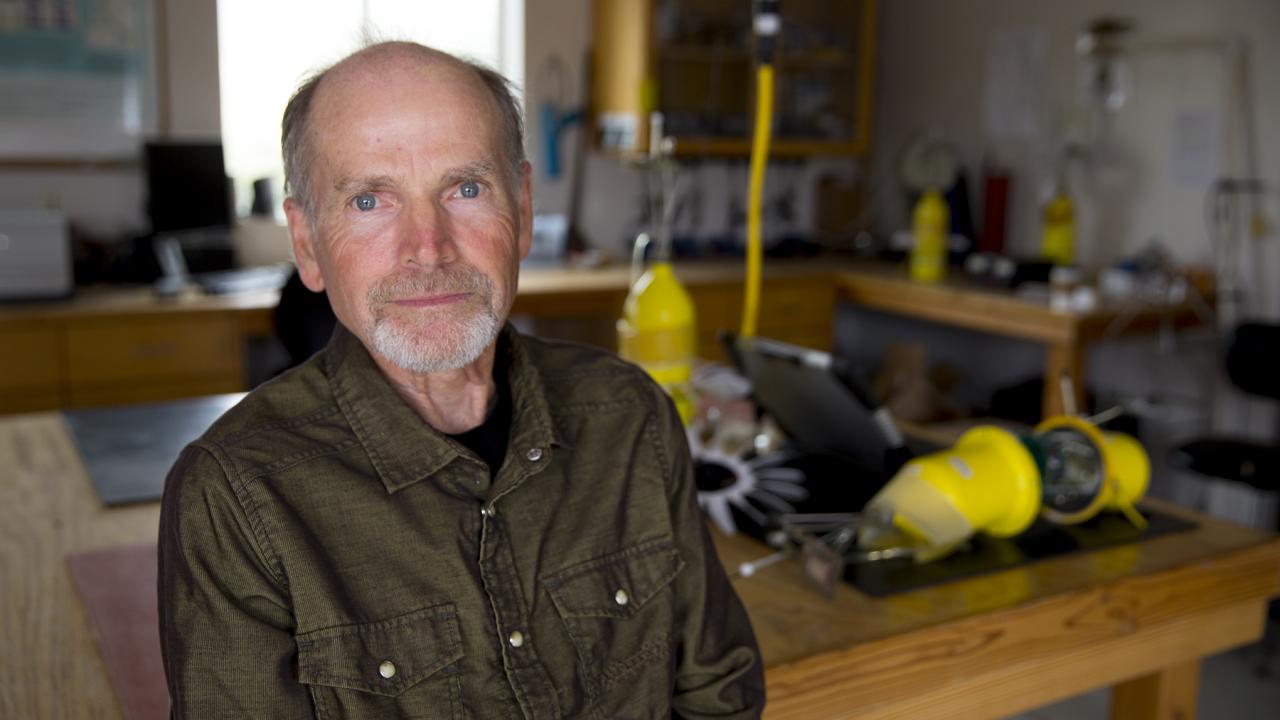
513;261;839;363
0;289;268;415
63;316;244;408
591;0;876;157
689;277;834;360
0;266;839;415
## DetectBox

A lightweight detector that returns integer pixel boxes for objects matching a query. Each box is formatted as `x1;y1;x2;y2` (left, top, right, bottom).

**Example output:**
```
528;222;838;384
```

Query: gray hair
281;42;526;221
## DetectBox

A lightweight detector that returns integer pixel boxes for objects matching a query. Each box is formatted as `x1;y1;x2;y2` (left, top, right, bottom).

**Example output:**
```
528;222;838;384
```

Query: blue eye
458;181;481;199
353;194;377;211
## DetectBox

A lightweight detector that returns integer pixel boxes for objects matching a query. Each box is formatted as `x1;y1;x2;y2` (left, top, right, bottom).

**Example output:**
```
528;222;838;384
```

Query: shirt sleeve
654;389;767;718
158;442;314;719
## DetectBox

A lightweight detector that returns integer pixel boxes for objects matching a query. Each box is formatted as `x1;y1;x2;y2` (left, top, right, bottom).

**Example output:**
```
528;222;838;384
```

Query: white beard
364;265;503;374
367;303;502;374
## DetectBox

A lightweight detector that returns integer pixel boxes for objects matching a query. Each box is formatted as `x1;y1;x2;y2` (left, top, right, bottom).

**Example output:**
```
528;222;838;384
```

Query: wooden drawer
0;325;63;413
0;325;61;392
758;280;836;332
691;279;835;361
65;315;242;398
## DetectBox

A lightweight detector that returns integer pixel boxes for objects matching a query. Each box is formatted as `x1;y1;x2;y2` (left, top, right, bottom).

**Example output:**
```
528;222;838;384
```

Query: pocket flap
296;603;462;697
544;538;684;619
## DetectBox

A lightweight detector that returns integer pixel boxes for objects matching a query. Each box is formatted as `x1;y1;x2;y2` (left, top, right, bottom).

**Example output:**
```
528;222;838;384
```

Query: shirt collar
324;322;567;494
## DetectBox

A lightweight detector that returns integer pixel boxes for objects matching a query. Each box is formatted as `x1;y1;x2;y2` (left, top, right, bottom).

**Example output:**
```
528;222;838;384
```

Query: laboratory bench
0;258;1204;419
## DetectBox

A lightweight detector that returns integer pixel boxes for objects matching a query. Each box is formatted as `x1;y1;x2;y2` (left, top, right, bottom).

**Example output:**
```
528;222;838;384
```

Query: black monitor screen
144;142;232;234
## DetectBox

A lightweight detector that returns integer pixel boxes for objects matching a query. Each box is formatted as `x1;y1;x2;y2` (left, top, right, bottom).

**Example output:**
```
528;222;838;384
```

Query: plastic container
909;189;949;283
1041;191;1075;266
617;260;697;423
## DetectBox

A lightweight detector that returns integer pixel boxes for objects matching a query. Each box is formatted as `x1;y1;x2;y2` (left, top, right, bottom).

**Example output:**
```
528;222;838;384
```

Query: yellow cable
741;63;774;339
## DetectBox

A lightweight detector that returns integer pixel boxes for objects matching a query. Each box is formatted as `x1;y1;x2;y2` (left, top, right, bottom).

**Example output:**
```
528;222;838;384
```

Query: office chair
1170;321;1280;676
273;270;337;371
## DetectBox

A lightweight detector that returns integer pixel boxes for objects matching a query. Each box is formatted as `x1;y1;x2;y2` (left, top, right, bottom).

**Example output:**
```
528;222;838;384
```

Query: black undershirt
447;349;511;480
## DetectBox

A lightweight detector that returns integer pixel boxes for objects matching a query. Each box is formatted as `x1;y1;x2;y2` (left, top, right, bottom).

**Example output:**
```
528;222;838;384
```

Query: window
217;0;523;218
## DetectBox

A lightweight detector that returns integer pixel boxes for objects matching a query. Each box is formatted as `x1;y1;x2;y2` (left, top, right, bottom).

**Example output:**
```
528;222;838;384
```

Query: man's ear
516;161;533;260
285;197;326;292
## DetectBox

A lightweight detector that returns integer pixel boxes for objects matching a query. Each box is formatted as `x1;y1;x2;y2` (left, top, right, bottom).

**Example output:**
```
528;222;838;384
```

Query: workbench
833;263;1208;418
2;411;1276;719
1;258;1204;418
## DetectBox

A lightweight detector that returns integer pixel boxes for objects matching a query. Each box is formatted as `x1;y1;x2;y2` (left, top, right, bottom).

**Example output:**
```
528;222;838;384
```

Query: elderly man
158;41;764;719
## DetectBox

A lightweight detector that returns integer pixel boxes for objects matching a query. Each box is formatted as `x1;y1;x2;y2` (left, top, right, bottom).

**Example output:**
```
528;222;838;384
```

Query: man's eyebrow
332;174;398;195
439;160;498;186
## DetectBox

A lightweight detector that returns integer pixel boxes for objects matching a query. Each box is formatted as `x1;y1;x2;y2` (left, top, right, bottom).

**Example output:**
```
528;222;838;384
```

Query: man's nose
398;201;456;267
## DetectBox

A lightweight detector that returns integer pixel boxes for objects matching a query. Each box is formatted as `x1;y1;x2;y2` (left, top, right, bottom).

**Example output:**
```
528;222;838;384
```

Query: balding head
282;42;525;221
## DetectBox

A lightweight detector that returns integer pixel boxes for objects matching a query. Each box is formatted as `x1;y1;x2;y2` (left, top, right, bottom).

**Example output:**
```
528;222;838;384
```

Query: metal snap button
615;589;630;606
378;660;396;679
508;630;525;648
526;447;543;462
481;505;496;518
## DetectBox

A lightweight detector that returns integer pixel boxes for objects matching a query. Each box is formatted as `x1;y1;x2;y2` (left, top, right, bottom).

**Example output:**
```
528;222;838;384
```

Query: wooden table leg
1043;340;1085;418
1109;659;1201;720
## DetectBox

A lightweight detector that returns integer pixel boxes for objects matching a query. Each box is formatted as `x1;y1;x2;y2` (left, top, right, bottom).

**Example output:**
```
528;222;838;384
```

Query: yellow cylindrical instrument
860;416;1152;562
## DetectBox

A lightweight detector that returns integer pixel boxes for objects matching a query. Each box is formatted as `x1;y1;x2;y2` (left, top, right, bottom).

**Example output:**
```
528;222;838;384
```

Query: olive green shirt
158;324;764;719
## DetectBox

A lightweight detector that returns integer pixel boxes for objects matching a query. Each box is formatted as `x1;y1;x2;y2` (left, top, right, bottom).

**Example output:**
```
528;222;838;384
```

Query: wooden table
834;264;1208;418
713;504;1280;719
3;411;1277;719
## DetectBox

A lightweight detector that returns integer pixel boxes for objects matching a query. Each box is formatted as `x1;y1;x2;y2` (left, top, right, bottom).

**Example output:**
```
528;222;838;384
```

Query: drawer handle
133;342;179;359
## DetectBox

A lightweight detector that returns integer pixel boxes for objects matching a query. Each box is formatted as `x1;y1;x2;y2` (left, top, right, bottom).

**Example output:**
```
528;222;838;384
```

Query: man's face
286;56;531;374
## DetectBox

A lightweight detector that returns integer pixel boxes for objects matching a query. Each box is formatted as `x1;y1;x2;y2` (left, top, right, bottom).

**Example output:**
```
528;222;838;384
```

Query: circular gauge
1033;415;1117;524
1037;426;1106;517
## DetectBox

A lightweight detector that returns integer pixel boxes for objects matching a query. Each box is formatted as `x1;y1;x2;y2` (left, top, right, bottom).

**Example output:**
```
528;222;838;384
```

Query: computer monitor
144;141;233;234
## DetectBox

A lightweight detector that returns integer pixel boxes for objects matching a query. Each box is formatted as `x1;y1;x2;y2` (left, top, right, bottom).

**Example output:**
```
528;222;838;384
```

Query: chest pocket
296;603;464;720
544;538;684;714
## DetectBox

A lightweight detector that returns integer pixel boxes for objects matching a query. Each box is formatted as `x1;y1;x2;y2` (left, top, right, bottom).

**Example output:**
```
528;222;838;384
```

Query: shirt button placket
476;495;560;718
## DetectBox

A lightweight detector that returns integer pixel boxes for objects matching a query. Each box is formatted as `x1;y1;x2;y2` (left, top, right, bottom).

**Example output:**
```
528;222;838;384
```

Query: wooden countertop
0;259;838;325
0;258;1203;331
833;262;1209;345
3;409;1277;719
0;286;282;323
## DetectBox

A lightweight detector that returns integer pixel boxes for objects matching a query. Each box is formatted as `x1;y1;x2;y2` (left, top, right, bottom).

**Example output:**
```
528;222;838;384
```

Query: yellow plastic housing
868;426;1041;557
1102;431;1150;510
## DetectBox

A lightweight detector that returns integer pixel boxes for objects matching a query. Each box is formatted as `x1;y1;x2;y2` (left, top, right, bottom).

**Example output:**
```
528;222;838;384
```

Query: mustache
367;265;494;305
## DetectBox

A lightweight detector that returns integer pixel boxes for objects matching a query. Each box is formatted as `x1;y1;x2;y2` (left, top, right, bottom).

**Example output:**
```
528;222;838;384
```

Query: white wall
871;0;1280;317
